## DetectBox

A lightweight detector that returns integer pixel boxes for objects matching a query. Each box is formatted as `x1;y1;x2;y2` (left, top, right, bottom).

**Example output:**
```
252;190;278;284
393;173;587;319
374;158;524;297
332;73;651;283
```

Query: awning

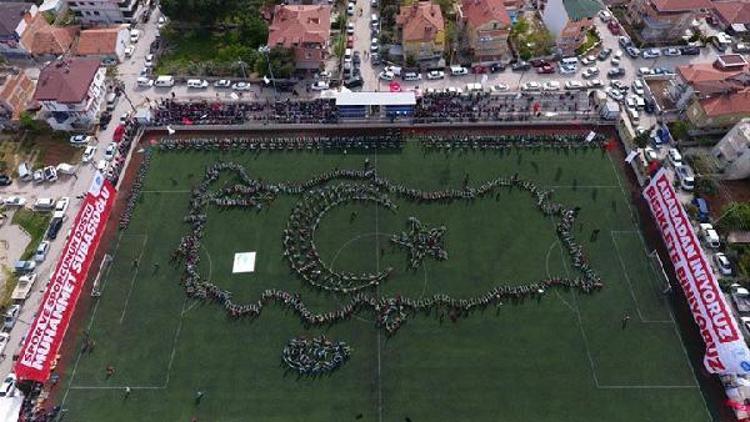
643;168;750;375
15;173;116;383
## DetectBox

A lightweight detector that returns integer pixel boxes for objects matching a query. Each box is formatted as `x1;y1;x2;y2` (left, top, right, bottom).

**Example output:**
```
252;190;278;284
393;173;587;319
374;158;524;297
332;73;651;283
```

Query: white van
344;48;353;62
699;224;721;249
465;83;483;92
561;57;579;65
17;162;31;182
137;77;153;87
187;79;208;89
371;14;379;26
154;75;175;87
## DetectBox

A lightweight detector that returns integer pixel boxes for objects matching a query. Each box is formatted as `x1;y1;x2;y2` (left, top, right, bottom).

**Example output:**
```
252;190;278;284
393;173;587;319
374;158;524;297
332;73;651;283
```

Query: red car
607;21;621;35
536;64;555;74
472;65;488;74
530;58;547;68
346;35;354;48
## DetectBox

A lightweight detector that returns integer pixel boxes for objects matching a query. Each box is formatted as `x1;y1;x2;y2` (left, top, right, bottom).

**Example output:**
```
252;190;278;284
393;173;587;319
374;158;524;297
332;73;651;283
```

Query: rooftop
0;70;35;121
699;88;750;117
651;0;711;13
0;2;32;37
20;14;78;56
716;54;749;68
713;1;750;26
267;5;331;47
76;26;126;56
397;1;445;43
563;0;602;21
461;0;511;29
34;58;101;104
677;63;747;84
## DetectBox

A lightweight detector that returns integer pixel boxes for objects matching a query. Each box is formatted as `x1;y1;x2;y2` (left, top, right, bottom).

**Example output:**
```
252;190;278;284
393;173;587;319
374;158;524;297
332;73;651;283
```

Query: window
93;10;100;15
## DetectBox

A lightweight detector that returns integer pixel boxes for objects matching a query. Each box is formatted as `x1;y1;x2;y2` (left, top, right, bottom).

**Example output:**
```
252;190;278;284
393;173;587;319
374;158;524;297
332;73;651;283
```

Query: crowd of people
391;217;448;270
119;148;153;230
104;118;141;186
148;98;339;126
162;152;604;338
157;130;402;152
418;133;607;150
282;336;351;376
413;92;594;123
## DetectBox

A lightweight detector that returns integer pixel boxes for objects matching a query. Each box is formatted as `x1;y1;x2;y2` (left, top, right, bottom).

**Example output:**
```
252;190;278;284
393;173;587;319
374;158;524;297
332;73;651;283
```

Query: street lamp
258;45;278;100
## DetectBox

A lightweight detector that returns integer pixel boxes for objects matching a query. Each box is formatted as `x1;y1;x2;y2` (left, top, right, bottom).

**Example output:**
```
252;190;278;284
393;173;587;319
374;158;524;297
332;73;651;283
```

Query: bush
693;176;717;197
717;202;750;231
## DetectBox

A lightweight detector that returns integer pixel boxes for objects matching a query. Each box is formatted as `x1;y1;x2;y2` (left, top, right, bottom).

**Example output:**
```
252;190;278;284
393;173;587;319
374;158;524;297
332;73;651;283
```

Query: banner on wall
643;168;750;375
15;173;116;382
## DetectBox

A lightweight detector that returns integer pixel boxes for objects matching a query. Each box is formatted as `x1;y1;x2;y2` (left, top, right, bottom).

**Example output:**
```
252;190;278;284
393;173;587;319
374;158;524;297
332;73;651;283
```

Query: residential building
396;1;445;62
712;1;750;31
626;0;711;44
0;69;36;129
0;2;37;58
541;0;601;56
459;0;512;62
686;88;750;130
19;13;78;57
712;118;750;180
66;0;145;25
668;59;750;110
76;25;129;62
33;58;106;130
267;5;331;71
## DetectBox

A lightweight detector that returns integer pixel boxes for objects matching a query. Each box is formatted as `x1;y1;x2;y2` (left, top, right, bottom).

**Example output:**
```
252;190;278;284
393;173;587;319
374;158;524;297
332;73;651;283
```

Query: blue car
692;197;710;223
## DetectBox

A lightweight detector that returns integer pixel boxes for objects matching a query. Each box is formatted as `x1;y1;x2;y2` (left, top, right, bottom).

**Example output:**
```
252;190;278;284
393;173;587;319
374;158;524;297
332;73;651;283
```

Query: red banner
15;173;116;382
643;168;750;375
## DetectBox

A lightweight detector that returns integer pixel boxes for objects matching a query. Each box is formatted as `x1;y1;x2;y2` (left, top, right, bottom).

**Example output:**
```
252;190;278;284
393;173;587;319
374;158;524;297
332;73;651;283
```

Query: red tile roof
462;0;511;29
267;5;331;47
677;63;747;83
34;59;101;104
652;0;711;13
713;1;750;26
700;88;750;117
77;26;125;56
20;15;77;56
397;1;445;42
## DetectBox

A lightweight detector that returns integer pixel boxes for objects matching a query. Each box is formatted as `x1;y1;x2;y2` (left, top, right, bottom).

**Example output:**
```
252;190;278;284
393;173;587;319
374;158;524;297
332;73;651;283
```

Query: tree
255;46;296;79
718;202;750;231
633;128;650;148
405;54;417;67
160;0;232;25
19;112;40;133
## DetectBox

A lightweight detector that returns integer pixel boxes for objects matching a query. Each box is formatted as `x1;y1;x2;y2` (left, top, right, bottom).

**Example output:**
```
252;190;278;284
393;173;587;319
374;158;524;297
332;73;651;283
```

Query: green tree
405;54;417;67
718;202;750;231
19;112;40;133
160;0;232;25
633;128;650;148
255;46;296;79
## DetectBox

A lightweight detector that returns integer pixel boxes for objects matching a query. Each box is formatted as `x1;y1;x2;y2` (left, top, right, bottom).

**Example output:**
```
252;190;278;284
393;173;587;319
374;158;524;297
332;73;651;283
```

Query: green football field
59;139;712;421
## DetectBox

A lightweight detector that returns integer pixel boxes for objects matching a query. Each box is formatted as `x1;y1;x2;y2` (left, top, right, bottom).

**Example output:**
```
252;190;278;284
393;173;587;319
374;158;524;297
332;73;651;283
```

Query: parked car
347;1;355;15
426;70;445;80
0;333;8;357
124;45;134;57
450;65;468;76
663;47;681;56
343;76;364;88
529;59;548;67
511;61;531;71
378;71;395;81
0;373;15;398
692;197;710;223
43;166;57;182
231;82;252;91
34;241;50;262
625;46;641;58
714;253;733;276
582;66;599;79
55;197;70;213
675;164;695;191
32;170;44;184
310;80;329;91
558;64;577;74
521;81;541;91
536;64;555;74
489;83;509;92
489;62;505;73
69;135;93;146
144;54;154;67
642;48;661;59
129;29;140;43
13;260;35;275
47;217;63;240
34;197;55;210
681;46;701;55
608;21;621;35
402;72;422;81
3;196;26;207
346;22;354;34
564;80;585;90
214;79;232;88
0;174;11;186
598;48;612;60
699;223;721;249
605;87;624;101
82;146;97;163
586;79;603;88
667;147;683;166
607;67;625;78
632;79;645;96
542;81;560;91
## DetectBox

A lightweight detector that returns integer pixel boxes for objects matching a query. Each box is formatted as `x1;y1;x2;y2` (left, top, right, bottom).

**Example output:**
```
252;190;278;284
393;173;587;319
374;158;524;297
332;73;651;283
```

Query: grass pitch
60;140;711;421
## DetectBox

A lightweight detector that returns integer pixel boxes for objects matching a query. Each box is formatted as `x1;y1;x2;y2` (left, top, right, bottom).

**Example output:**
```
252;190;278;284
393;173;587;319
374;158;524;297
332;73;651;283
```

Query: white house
540;0;601;56
33;59;106;131
713;118;750;180
66;0;145;25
